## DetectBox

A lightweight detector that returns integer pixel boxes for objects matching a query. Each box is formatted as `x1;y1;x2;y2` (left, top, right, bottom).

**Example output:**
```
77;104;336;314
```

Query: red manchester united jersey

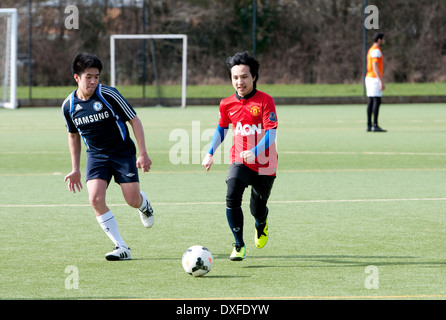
218;89;278;176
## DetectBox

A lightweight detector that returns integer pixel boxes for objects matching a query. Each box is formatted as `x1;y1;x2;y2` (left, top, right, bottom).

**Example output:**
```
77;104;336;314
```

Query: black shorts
86;153;139;185
226;162;276;199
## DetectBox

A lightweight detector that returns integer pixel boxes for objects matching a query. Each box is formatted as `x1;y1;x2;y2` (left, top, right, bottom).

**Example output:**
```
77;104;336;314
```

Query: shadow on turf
239;254;446;269
202;275;248;279
130;254;446;269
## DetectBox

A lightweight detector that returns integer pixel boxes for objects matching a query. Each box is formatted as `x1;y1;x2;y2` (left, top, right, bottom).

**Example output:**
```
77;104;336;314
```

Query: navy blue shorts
86;153;139;185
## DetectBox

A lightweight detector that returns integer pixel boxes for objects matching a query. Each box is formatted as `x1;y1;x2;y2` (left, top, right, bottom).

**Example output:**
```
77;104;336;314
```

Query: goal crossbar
110;34;188;108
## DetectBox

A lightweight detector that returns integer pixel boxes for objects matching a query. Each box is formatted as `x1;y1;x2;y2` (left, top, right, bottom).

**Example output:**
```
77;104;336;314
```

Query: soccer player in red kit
202;52;278;261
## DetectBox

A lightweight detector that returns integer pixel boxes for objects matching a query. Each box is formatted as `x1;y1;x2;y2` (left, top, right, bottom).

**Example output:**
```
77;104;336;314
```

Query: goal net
0;8;18;109
110;34;187;108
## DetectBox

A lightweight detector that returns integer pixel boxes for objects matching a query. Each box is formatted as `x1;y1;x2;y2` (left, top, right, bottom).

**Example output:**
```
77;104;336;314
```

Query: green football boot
255;220;268;249
230;244;246;261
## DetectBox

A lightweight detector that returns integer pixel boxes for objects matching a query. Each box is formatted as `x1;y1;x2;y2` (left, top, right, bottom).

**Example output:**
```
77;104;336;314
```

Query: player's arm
64;132;83;193
240;128;277;163
372;61;385;90
128;115;152;172
102;86;151;172
202;125;228;171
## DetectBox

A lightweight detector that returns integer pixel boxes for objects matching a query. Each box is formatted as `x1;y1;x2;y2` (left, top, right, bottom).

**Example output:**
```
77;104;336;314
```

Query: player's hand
202;153;213;171
240;150;255;163
380;81;386;91
137;152;152;173
64;170;83;193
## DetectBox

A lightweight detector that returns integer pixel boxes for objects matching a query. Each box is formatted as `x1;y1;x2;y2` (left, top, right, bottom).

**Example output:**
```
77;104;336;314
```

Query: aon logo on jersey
234;122;262;136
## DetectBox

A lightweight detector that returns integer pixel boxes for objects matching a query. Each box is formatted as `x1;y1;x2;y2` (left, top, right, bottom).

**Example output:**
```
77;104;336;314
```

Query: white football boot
138;192;154;228
105;246;132;261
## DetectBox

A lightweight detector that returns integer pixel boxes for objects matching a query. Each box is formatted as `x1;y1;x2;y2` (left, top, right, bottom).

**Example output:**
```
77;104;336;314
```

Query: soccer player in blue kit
62;53;154;261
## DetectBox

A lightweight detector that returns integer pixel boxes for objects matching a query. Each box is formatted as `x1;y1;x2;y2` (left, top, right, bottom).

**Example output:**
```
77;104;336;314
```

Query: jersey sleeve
218;99;231;128
251;128;277;157
370;48;382;61
100;86;136;122
207;125;228;155
262;95;278;131
61;95;77;133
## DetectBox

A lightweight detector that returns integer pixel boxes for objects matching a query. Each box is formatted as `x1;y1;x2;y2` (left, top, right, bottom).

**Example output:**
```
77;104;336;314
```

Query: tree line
3;0;446;87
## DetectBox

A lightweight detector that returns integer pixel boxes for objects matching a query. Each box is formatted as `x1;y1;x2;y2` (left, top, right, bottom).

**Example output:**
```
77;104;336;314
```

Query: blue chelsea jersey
62;84;137;156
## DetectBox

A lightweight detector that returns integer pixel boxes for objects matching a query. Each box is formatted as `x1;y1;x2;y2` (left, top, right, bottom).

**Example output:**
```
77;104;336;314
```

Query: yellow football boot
230;244;246;261
255;220;268;249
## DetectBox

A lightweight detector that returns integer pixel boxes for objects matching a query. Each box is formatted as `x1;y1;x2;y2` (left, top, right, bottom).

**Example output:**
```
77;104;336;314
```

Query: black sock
254;207;268;234
373;97;381;126
367;97;374;126
226;207;244;246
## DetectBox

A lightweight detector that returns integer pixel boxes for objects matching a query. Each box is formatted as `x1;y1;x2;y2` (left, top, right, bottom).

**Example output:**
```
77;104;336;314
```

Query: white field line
2;151;446;156
1;197;446;208
2;167;446;177
282;151;446;156
0;151;169;154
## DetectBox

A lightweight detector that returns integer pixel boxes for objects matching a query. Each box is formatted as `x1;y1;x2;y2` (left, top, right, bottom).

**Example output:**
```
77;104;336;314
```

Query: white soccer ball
182;245;214;277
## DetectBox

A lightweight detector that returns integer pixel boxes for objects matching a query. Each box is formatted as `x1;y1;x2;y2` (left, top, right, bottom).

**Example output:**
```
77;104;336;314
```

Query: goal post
0;8;18;109
110;34;188;108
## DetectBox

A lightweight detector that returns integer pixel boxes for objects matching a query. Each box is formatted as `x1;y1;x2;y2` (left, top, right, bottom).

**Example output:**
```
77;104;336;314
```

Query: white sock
139;190;148;210
96;210;127;249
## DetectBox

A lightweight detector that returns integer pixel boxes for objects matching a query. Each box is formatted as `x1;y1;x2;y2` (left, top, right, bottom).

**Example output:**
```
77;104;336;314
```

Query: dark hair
226;51;260;87
373;32;385;43
71;53;103;76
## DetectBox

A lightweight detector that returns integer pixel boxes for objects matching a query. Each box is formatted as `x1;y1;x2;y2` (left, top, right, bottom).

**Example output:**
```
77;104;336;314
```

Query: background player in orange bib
202;52;278;261
365;32;387;132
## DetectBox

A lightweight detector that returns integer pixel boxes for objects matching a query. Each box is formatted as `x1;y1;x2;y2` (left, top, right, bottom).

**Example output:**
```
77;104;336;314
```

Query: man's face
231;64;256;97
74;67;100;98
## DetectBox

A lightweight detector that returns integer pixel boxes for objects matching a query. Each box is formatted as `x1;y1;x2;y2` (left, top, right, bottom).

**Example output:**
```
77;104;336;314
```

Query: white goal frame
110;34;188;108
0;8;18;109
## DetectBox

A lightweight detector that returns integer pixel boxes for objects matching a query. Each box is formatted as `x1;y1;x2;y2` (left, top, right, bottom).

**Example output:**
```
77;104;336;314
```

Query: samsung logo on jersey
234;122;262;136
74;111;110;126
